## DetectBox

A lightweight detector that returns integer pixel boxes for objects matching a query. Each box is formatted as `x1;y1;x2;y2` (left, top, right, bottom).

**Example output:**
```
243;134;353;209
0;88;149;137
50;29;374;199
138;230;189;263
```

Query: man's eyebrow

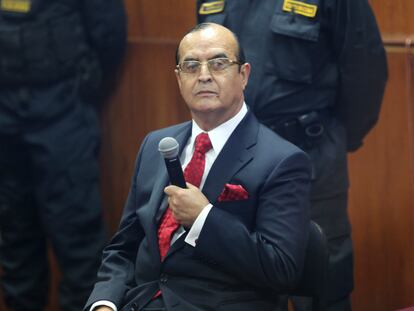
210;53;228;59
182;57;198;62
182;53;229;62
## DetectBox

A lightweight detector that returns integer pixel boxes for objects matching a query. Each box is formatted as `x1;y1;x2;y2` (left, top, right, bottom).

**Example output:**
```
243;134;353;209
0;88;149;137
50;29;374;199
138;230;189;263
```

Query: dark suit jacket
85;111;311;311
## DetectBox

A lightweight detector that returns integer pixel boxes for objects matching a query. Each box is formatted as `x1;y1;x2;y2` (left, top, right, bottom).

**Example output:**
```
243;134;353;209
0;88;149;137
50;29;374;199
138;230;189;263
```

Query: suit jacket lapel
203;111;258;203
165;231;188;258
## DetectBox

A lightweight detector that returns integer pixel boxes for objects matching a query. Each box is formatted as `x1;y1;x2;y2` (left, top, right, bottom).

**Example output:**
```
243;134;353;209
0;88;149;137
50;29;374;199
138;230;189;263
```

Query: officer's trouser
0;78;106;311
274;119;353;311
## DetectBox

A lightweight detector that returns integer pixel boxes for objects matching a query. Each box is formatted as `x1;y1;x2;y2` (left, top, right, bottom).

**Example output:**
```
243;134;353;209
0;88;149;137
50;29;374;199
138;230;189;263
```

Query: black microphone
158;137;187;188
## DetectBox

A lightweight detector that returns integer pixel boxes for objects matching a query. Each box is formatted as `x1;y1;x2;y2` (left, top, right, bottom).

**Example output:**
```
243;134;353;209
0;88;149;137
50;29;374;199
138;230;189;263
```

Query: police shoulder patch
199;0;225;15
283;0;317;18
0;0;31;13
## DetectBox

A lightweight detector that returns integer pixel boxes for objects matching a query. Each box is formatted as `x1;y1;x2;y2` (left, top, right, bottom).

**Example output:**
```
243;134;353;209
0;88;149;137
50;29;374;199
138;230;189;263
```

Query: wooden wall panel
370;0;414;34
348;48;414;311
124;0;196;40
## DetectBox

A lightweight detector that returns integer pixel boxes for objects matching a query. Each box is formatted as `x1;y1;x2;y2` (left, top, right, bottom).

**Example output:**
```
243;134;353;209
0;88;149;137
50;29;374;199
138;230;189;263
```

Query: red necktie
158;132;212;260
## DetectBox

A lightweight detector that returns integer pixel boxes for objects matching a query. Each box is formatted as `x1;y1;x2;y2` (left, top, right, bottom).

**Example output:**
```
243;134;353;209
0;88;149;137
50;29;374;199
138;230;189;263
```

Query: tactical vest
0;0;94;84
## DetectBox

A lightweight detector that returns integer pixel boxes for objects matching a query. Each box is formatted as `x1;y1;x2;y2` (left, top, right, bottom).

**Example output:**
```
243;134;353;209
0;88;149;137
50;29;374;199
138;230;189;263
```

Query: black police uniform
197;0;387;310
0;1;126;311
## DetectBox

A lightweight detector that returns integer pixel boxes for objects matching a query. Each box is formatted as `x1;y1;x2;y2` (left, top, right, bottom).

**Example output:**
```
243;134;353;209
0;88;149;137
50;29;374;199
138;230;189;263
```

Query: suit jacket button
160;273;168;283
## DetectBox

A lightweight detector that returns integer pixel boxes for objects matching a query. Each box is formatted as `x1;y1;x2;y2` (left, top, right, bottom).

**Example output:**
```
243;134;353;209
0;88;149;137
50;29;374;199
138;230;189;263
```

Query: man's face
175;25;250;130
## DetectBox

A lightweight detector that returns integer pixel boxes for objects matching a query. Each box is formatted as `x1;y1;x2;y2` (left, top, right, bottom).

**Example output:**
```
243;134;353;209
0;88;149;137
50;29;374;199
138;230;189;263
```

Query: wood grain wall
348;45;414;311
1;1;414;311
349;1;414;310
370;0;414;34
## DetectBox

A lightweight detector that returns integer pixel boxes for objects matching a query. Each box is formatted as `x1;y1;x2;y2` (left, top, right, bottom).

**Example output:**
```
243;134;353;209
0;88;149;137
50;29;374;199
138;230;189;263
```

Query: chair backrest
290;220;329;311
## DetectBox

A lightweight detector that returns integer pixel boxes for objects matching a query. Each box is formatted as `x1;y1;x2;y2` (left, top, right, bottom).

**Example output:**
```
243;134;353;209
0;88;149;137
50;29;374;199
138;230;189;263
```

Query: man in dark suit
85;23;311;311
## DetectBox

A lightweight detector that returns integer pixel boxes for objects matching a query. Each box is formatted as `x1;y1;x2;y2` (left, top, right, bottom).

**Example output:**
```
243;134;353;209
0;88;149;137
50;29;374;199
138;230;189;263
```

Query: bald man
84;23;311;311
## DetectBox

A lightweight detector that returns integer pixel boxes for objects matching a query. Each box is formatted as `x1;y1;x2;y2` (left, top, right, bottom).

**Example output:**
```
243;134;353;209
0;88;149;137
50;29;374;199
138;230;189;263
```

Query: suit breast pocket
268;9;321;84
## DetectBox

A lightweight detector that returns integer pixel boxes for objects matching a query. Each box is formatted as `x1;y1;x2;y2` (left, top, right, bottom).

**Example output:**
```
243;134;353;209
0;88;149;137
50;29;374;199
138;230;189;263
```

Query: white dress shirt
91;103;248;311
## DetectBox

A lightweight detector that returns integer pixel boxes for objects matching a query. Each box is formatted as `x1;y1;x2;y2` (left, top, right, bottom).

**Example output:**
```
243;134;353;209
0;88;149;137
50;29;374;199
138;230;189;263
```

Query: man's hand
164;183;209;227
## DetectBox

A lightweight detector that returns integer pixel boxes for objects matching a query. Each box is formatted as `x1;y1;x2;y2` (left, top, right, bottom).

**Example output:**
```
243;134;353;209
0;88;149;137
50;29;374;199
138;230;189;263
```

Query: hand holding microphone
158;137;209;226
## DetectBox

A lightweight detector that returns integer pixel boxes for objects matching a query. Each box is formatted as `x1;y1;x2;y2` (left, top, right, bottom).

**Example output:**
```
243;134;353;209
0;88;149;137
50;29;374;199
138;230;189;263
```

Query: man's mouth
196;90;217;96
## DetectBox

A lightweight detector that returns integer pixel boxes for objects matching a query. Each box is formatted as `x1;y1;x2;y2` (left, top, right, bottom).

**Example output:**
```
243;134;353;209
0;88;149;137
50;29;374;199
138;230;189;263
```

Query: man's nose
198;63;212;82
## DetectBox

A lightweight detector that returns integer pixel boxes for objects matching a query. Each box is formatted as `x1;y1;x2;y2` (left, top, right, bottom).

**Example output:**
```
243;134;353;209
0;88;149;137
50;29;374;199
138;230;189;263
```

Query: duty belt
266;110;331;149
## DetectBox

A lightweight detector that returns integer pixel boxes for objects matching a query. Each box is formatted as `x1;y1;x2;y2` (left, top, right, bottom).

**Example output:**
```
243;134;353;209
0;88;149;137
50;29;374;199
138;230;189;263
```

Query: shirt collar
190;102;248;155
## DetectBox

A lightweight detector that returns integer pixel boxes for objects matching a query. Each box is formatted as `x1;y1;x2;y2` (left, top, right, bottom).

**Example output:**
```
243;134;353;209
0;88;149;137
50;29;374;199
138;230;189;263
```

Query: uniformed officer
0;1;127;311
197;0;387;310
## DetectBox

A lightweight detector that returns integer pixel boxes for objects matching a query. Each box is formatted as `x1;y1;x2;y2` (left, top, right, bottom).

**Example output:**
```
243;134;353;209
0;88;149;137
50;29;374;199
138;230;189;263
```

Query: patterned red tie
158;132;212;260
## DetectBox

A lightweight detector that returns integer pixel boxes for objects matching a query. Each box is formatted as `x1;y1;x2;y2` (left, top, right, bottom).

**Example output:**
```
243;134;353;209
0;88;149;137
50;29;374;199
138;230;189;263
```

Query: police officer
197;1;387;310
0;1;126;311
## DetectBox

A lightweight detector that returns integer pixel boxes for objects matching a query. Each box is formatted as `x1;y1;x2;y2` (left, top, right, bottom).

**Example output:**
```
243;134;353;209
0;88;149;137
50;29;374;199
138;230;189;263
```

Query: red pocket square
217;184;249;202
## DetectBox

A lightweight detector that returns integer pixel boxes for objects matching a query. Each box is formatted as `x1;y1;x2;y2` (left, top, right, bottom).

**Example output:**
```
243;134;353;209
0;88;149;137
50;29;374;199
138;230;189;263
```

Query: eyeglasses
176;58;241;74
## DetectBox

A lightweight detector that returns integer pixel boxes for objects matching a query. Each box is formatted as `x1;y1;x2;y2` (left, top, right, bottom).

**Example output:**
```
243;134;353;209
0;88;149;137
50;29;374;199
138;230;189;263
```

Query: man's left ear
240;63;251;89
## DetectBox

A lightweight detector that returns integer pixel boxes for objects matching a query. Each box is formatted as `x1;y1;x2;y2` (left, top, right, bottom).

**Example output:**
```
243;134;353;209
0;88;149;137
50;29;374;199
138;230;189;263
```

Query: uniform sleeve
330;0;388;151
81;0;127;75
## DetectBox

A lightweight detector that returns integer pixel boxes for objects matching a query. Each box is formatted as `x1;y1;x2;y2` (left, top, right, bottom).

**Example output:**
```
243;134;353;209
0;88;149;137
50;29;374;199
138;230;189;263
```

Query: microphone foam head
158;137;179;159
